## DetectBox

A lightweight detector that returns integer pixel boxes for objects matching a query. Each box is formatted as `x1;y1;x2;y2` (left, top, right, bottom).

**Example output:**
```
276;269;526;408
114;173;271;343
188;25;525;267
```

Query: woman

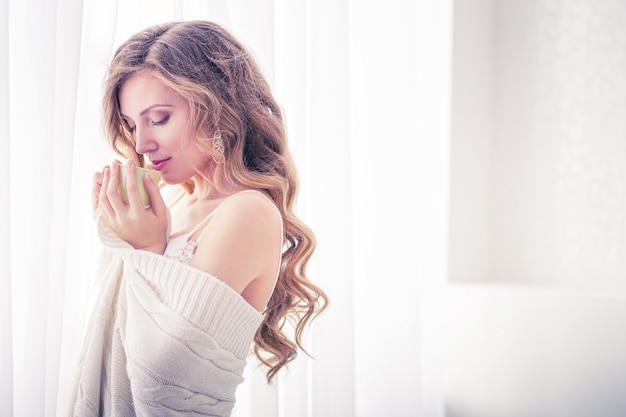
69;20;327;417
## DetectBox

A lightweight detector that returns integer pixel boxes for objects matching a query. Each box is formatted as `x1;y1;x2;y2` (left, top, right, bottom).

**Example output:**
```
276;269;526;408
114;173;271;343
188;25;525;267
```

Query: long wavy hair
101;20;327;382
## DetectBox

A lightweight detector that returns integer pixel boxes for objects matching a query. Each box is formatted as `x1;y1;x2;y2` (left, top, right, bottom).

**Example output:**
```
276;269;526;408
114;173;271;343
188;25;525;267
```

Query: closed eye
151;115;170;126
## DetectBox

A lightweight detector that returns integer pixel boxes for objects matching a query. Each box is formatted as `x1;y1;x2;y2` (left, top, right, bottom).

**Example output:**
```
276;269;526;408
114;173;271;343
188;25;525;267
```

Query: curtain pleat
56;0;121;415
9;1;58;415
1;0;117;416
44;1;85;415
0;0;14;413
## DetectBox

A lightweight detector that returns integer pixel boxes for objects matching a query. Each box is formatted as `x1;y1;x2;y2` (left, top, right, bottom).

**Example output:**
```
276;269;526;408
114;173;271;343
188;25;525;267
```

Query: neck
187;174;240;203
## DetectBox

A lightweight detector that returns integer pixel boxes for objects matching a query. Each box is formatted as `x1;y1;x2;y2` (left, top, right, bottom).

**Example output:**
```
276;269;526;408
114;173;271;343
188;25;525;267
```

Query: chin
162;173;195;187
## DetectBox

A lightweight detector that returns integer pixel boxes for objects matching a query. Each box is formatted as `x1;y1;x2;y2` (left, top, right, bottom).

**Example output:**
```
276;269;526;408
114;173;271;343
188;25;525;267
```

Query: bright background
1;1;625;417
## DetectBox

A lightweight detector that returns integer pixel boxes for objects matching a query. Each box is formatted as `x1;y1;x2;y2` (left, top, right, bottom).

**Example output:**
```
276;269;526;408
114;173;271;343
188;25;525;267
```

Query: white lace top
163;234;198;264
162;190;215;265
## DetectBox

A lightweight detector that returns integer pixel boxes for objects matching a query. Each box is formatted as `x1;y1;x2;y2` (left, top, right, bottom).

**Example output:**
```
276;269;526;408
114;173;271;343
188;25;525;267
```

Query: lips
150;158;170;171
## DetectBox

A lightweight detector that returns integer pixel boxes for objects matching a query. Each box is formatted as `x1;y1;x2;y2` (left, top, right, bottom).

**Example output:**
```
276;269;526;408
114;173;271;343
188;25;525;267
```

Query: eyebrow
121;104;174;119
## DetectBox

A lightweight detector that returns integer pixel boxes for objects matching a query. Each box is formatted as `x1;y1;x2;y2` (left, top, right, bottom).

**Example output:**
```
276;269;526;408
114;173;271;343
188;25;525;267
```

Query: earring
212;129;224;163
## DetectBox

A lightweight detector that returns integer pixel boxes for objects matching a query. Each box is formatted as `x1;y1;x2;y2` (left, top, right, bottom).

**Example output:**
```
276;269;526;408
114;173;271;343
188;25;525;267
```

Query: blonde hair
102;20;327;382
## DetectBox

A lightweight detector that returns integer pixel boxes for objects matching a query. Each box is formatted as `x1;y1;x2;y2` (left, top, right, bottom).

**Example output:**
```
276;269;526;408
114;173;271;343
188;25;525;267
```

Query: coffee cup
118;165;161;207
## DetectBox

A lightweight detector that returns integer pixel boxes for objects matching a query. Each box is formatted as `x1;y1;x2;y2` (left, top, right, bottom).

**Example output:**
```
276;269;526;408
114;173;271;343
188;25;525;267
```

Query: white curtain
1;1;450;416
3;0;89;416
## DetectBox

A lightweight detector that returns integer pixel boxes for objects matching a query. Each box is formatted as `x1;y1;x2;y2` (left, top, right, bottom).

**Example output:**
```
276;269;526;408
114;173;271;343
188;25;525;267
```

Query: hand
96;160;169;254
92;169;104;216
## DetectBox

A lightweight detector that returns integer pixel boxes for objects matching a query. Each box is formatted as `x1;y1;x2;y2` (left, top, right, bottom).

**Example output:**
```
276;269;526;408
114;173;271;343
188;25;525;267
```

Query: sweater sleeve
89;215;264;416
120;250;263;359
116;250;263;416
95;210;263;358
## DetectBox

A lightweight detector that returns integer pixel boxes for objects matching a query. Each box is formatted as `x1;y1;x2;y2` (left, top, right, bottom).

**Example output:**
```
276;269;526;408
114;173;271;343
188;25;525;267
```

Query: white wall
446;1;626;415
449;0;626;291
449;0;495;284
491;0;626;291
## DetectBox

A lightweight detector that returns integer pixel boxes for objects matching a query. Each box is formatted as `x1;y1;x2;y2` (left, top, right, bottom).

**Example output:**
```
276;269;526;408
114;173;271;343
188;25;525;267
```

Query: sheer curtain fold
56;0;121;415
1;0;13;413
9;1;59;415
297;2;355;417
2;0;101;416
46;1;85;415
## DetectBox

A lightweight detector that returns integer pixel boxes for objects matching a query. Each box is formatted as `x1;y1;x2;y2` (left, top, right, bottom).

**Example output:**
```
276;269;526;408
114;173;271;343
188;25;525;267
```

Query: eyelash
126;115;170;134
151;115;170;126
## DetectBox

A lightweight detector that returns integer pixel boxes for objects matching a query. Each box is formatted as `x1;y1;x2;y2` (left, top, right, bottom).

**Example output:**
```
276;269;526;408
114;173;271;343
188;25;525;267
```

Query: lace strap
182;189;282;243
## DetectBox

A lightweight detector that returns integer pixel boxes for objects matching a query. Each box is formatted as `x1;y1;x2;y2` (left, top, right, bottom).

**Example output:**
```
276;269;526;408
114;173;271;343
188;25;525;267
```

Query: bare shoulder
189;190;283;308
215;190;283;228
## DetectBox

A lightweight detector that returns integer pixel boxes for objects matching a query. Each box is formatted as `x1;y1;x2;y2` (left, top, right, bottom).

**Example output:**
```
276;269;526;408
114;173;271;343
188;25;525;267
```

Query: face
118;72;206;185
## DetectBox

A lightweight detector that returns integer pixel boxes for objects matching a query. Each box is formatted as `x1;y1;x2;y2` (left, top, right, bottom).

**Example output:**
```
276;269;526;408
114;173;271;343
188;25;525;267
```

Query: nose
134;125;156;155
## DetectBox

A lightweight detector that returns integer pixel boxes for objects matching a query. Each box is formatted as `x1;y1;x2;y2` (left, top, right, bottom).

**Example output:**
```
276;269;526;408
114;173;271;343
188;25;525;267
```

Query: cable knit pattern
67;215;263;417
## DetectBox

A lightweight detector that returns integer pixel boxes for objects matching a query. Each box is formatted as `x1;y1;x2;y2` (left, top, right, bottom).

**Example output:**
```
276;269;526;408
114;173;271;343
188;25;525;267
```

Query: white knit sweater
67;218;264;417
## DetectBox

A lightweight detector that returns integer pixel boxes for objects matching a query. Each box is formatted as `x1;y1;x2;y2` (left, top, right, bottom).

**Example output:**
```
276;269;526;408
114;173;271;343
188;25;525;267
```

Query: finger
92;172;103;211
106;160;125;212
144;173;166;215
93;171;104;187
124;161;144;209
92;185;101;212
98;165;115;219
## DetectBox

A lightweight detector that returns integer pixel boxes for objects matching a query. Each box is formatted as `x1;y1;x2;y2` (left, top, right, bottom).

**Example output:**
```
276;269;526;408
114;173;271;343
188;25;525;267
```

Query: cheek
183;138;209;164
187;148;210;171
173;147;208;181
